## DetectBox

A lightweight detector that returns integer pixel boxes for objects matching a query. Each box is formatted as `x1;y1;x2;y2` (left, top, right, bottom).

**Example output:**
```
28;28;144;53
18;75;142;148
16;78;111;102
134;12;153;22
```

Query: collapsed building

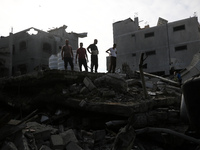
1;69;200;149
113;17;200;75
1;17;200;149
0;25;87;77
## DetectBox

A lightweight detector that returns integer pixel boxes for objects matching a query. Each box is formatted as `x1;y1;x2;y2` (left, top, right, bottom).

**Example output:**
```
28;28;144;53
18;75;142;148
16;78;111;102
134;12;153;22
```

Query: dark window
145;32;154;38
19;41;26;50
146;50;156;56
43;42;51;54
132;53;136;57
173;25;185;32
175;45;187;51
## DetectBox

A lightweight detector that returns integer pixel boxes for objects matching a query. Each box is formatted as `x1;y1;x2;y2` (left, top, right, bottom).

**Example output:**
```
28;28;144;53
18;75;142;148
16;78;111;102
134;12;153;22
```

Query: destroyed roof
48;25;87;38
14;27;47;35
113;17;134;24
181;51;200;82
9;25;87;38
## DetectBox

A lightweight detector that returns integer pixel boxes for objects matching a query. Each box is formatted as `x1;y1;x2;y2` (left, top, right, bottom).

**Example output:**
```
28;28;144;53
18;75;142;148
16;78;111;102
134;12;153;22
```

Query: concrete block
60;129;78;145
66;141;83;150
26;122;58;141
50;134;64;150
83;77;96;91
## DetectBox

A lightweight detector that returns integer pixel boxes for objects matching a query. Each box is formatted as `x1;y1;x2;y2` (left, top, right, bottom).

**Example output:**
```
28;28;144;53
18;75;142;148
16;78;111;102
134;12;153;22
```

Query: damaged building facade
0;25;87;77
113;17;200;75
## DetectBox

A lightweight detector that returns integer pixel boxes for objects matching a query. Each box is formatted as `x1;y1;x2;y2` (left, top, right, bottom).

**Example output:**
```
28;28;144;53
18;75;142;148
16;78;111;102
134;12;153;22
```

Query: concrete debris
50;134;64;149
94;73;128;92
83;77;96;91
66;141;83;150
0;70;198;149
60;129;79;145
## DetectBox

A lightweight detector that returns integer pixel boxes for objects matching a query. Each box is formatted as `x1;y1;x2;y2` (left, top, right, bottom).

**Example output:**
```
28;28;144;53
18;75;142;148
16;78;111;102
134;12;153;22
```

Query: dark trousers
108;56;116;73
64;57;74;71
78;59;88;72
91;55;98;72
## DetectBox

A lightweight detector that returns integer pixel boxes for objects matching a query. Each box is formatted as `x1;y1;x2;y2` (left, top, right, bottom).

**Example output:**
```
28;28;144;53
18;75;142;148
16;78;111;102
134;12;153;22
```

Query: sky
0;0;200;72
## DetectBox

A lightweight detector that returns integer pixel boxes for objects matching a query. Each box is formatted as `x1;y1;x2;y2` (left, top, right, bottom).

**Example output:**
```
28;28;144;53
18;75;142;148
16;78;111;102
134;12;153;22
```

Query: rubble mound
0;70;196;150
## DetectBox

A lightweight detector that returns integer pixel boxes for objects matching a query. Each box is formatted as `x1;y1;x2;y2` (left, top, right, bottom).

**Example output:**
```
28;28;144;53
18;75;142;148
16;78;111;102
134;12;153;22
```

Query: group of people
61;39;117;73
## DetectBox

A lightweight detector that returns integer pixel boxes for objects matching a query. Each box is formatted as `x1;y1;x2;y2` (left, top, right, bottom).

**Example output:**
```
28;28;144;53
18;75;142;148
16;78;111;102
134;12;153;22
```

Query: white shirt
109;48;117;57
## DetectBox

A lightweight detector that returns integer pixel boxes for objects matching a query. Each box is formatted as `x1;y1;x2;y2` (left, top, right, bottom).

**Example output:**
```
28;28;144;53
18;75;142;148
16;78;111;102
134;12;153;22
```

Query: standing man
61;39;74;71
87;39;98;73
76;42;88;72
106;43;117;73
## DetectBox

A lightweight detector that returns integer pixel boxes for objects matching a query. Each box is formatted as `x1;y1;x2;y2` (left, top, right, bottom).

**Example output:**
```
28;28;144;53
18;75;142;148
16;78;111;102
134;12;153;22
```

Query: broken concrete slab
25;122;58;141
60;129;78;145
83;77;96;91
94;73;128;92
66;141;83;150
135;70;180;87
60;97;180;117
50;134;64;150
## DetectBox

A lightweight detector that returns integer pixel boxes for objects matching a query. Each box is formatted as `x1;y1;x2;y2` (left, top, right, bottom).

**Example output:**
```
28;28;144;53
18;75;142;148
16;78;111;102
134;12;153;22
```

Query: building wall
0;26;87;77
48;25;80;51
168;17;200;71
113;17;200;75
0;36;11;77
11;29;55;74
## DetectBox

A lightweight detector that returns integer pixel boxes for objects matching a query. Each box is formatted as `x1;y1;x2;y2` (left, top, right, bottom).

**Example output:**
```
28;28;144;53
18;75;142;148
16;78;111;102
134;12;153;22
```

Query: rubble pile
0;70;198;150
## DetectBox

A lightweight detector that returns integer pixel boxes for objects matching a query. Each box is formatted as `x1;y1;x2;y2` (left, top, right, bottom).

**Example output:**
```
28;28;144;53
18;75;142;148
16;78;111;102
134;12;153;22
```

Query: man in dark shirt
76;42;88;72
61;39;74;71
87;39;98;73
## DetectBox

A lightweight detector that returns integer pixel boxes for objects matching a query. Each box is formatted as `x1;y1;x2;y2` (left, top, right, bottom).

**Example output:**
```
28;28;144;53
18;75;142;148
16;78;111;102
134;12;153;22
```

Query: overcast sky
0;0;200;72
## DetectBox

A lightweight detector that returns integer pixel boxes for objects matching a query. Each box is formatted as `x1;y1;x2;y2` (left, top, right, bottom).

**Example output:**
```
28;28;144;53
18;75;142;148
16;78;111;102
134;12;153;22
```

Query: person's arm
85;49;88;62
87;45;91;54
106;48;110;54
70;46;73;58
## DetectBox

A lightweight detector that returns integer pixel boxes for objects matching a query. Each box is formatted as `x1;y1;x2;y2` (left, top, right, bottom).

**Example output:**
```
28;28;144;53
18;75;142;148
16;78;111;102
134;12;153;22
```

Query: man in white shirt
106;43;117;73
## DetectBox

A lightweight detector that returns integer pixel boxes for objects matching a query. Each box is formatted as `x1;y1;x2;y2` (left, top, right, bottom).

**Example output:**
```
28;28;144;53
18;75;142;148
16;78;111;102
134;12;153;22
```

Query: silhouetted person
76;42;88;72
87;39;98;73
106;43;117;73
61;39;74;71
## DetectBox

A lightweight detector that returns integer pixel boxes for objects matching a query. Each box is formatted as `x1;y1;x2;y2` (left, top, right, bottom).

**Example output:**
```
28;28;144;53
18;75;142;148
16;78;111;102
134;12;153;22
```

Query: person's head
65;39;69;45
113;43;117;48
80;42;83;48
94;39;98;44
